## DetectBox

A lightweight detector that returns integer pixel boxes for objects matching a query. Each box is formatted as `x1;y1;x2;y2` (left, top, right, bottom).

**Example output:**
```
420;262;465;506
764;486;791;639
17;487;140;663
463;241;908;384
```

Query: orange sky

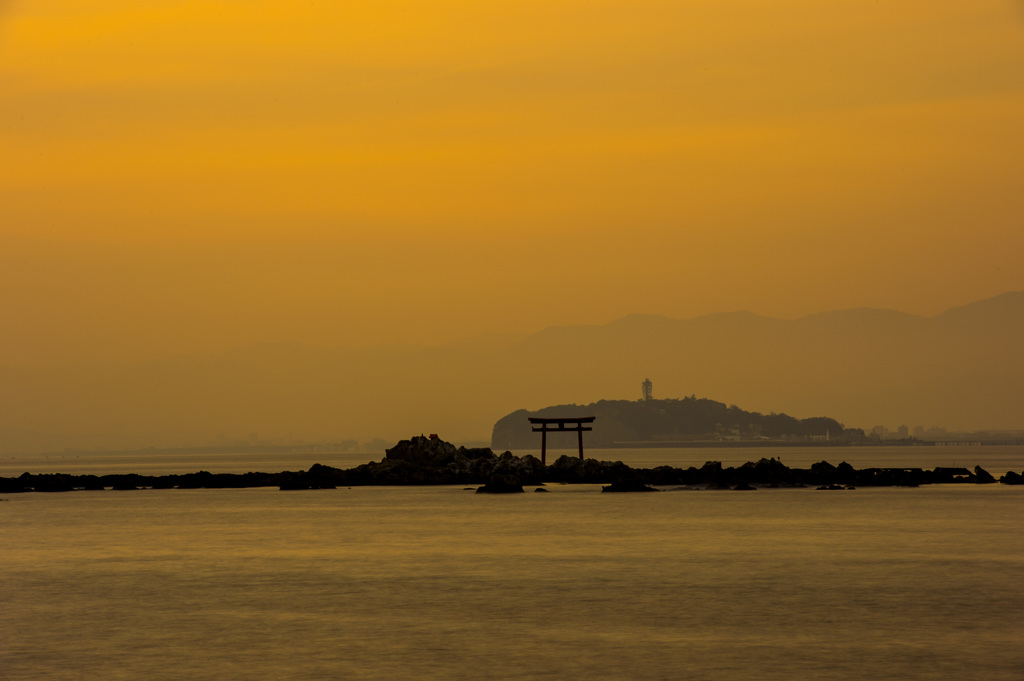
3;1;1023;366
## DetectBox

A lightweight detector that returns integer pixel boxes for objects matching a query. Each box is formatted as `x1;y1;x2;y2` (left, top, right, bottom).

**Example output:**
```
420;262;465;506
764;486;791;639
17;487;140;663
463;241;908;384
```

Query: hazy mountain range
2;291;1022;453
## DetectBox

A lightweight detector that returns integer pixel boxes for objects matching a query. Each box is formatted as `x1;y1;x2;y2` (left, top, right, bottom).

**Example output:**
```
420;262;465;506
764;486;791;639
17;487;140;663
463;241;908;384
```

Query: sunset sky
3;1;1023;367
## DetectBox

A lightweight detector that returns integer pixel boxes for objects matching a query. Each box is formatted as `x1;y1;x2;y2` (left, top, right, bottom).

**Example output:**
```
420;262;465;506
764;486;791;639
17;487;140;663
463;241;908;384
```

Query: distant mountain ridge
1;291;1021;452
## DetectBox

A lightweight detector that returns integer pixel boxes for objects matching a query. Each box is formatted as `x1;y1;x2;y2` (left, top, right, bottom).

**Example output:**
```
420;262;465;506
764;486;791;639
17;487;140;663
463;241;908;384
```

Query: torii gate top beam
527;416;595;464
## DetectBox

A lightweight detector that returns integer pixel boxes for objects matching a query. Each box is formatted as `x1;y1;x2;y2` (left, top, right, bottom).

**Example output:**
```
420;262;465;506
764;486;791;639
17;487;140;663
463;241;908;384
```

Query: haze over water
2;1;1023;448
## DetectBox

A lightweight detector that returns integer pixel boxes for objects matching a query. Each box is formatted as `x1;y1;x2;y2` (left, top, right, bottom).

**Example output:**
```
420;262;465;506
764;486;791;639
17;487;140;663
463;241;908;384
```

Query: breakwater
3;435;1023;493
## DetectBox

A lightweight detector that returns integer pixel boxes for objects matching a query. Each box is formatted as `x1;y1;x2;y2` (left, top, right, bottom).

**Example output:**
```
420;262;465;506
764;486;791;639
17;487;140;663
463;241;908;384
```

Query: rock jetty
2;435;1022;493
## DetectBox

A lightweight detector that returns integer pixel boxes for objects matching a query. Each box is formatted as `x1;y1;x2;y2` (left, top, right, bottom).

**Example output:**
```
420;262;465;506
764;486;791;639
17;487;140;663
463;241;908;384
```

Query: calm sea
2;446;1023;681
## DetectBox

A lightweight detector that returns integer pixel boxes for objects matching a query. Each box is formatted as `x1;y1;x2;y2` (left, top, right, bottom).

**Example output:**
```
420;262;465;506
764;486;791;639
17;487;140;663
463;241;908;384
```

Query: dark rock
386;435;459;467
301;463;342;489
10;434;1012;494
30;474;75;492
491;451;545;485
476;474;524;494
342;436;507;485
855;467;924;487
973;465;996;484
643;464;693;486
738;458;792;485
176;471;214;489
534;487;550;493
810;460;838;484
461;447;498;461
106;474;147;491
699;461;724;484
0;477;29;493
279;481;312;491
732;483;756;491
278;466;339;490
932;467;972;483
999;471;1023;485
548;455;634;484
79;476;106;491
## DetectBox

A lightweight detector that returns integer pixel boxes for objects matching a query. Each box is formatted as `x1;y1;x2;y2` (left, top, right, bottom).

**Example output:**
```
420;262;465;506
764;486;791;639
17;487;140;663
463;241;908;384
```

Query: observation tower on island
642;378;653;401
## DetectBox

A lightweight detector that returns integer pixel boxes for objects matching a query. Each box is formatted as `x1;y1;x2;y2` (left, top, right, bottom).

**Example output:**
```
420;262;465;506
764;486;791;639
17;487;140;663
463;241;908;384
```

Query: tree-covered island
492;397;861;450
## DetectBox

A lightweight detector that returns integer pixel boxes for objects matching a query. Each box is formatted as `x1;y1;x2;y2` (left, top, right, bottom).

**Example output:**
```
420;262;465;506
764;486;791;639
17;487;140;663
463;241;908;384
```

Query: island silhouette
492;396;854;450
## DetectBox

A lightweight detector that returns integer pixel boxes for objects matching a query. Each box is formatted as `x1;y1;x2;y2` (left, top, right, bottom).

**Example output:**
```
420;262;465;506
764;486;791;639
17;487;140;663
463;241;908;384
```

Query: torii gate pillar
528;416;595;465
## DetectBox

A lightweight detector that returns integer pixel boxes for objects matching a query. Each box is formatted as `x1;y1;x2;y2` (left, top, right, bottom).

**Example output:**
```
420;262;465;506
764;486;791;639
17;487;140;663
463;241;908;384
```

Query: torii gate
528;416;595;465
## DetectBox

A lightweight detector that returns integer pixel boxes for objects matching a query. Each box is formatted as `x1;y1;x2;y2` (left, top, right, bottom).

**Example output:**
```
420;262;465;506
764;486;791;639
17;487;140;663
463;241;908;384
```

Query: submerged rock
476;474;524;494
999;471;1023;485
601;480;659;492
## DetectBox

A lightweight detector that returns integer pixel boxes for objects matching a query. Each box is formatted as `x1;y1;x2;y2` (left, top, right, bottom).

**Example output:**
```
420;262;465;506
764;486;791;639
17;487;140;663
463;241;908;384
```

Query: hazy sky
3;1;1023;366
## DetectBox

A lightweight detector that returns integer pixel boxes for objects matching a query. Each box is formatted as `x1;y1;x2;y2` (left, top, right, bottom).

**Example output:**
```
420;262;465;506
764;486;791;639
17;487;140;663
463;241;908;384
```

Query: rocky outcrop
999;470;1023;485
738;457;794;485
4;436;1022;492
545;455;634;484
279;464;338;490
0;477;29;493
475;474;525;494
385;436;460;467
971;465;996;484
336;436;542;486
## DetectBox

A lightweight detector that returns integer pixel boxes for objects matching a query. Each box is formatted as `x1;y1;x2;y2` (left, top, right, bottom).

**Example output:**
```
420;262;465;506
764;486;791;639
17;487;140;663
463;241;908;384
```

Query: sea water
2;456;1023;681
